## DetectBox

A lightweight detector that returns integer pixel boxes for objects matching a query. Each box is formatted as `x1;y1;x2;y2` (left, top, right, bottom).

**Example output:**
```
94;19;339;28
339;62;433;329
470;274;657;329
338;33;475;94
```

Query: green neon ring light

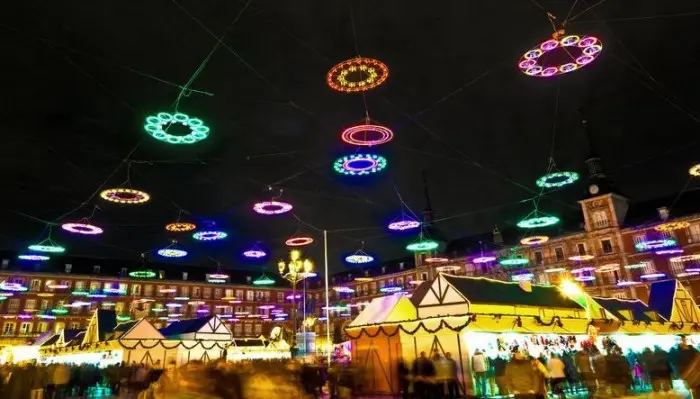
535;171;579;188
499;257;529;266
128;270;157;279
144;112;210;144
406;239;439;252
517;215;560;228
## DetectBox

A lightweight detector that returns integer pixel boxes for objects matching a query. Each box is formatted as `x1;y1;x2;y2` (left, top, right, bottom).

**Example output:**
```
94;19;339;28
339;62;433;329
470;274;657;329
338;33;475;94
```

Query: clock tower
578;118;629;231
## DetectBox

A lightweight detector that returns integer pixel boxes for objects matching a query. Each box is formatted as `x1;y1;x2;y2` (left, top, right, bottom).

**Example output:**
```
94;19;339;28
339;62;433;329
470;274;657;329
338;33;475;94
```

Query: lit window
601;239;614;254
19;322;32;335
7;299;20;313
24;299;36;311
554;247;565;261
37;322;48;333
30;280;41;292
244;324;252;336
3;322;16;336
246;291;254;301
591;211;609;228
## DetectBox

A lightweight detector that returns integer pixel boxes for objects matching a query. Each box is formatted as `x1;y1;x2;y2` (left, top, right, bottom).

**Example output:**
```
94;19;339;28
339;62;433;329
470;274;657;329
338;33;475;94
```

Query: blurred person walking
604;345;632;397
472;349;488;397
505;350;543;399
547;353;567;398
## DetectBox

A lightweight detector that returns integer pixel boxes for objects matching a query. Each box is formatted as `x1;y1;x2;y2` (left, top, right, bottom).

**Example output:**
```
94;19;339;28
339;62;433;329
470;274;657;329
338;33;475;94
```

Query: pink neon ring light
61;223;104;235
341;124;394;146
518;35;602;77
285;236;314;246
253;201;293;215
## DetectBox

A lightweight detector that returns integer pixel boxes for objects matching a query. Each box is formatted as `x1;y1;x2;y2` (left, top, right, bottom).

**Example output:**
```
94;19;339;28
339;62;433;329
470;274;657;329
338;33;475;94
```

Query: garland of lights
0;282;28;292
285;236;314;247
568;255;594;261
327;57;389;93
635;238;677;251
656;248;683;255
252;273;275;286
129;270;156;279
641;272;666;280
670;254;700;263
192;231;228;241
341;124;394;146
689;164;700;177
517;214;560;229
570;266;595;273
387;216;421;231
253;201;293;215
575;276;595;282
520;236;549;246
18;254;50;261
334;154;387;176
28;238;65;253
654;221;691;232
535;171;580;188
100;188;150;204
518;34;602;77
61;223;104;235
165;222;196;232
406;238;439;252
425;257;450;264
144;112;210;144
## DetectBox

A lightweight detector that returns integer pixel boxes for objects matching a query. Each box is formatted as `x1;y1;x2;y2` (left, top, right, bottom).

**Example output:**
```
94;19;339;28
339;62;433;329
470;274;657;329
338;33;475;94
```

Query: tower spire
582;118;606;180
421;170;434;226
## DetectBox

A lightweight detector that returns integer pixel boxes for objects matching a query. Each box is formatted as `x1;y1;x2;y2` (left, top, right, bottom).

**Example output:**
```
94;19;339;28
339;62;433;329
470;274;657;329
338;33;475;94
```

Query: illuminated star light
518;35;603;77
253;201;293;215
100;188;150;204
341;124;394;146
61;223;104;235
326;57;389;93
192;231;228;241
144;112;210;144
535;171;580;188
334;154;387;176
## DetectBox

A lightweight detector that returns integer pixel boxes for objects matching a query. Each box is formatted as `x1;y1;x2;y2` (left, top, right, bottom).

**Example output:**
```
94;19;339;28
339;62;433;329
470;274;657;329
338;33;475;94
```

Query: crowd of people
394;336;700;398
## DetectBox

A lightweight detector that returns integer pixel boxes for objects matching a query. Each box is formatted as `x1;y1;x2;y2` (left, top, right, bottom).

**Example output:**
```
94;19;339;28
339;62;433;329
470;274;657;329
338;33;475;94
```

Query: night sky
1;1;699;274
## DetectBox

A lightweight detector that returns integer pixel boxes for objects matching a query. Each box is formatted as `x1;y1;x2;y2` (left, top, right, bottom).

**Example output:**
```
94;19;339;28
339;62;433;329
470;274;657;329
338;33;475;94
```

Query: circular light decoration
345;251;375;264
635;239;677;251
159;288;176;294
617;280;640;287
104;288;126;295
426;257;451;264
575;276;596;282
27;241;65;253
51;307;68;315
473;256;497;264
334;286;355;294
165;222;196;232
71;290;89;296
341;124;394;147
192;231;228;241
570;266;596;273
46;283;69;290
334;154;387;176
285;236;314;247
354;277;373;282
144;112;210;145
641;272;666;280
624;263;647;270
677;272;699;278
18;254;50;261
327;57;389;93
243;244;267;259
520;236;549;246
499;256;529;266
654;221;691;232
569;255;595;262
406;239;439;252
387;217;421;231
253;201;293;215
596;263;620;273
670;254;700;263
686;267;700;273
512;273;535;282
128;270;156;279
252;273;275;286
656;248;683;255
544;267;566;273
379;286;403;294
157;248;188;258
117;315;132;322
517;215;560;229
0;282;27;292
518;34;603;77
535;171;580;188
689;164;700;177
435;265;461;273
100;188;150;204
61;223;103;235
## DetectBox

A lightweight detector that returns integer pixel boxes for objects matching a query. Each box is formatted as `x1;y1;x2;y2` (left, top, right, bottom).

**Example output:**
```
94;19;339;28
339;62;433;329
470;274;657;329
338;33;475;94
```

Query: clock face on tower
589;184;600;195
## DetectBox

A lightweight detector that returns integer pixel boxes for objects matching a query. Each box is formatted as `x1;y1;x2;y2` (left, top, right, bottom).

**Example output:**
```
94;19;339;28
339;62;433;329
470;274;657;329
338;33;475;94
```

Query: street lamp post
278;250;314;351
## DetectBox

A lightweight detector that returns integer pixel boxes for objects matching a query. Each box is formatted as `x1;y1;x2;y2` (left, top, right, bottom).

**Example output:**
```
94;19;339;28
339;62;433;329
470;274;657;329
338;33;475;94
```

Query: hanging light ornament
689;164;700;177
28;238;65;253
406;234;439;252
334;154;387;176
568;254;595;261
656;248;683;255
192;230;228;241
520;236;549;246
100;188;150;204
253;201;293;215
326;57;389;93
61;222;104;235
285;235;314;247
635;238;677;251
425;256;451;264
517;210;560;229
165;222;196;232
341;123;394;146
243;243;267;259
345;242;375;264
387;215;421;231
128;270;157;279
18;254;50;261
473;255;497;264
518;34;602;77
535;171;580;188
498;255;529;267
654;221;690;232
252;273;275;286
670;254;700;263
156;240;187;258
144;112;210;144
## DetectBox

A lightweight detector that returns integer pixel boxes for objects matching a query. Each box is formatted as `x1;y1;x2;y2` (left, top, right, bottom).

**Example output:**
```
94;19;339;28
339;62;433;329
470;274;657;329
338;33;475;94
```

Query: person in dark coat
649;346;673;392
412;351;435;398
605;345;632;397
6;364;32;399
675;336;700;397
397;357;410;399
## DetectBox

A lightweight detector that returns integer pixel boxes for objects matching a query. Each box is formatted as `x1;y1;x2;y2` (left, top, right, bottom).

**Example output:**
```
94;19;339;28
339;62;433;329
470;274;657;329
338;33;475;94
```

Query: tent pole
324;229;331;364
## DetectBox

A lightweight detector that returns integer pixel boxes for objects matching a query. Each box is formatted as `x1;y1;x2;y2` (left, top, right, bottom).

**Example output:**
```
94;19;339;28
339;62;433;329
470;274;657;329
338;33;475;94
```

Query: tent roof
158;316;211;336
40;334;61;347
593;297;658;322
349;294;416;327
96;309;118;341
442;275;583;309
647;279;677;320
113;320;138;333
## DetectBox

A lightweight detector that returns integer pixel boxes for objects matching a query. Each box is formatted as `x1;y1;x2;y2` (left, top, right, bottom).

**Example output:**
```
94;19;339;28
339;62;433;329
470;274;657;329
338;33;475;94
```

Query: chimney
657;207;670;221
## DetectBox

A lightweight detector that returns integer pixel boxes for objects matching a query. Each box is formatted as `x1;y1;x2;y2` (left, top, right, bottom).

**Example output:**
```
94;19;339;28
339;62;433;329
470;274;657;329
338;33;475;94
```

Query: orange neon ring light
285;236;314;247
327;57;389;93
165;222;197;232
